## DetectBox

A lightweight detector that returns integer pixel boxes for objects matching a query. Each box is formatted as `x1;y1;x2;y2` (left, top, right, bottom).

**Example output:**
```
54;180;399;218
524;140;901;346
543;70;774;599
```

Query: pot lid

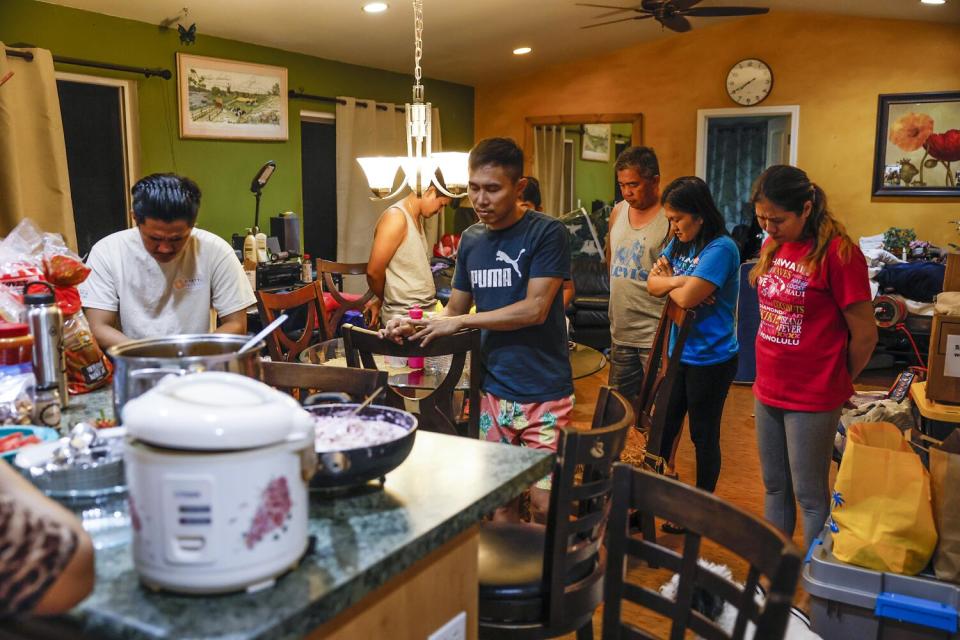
122;372;314;450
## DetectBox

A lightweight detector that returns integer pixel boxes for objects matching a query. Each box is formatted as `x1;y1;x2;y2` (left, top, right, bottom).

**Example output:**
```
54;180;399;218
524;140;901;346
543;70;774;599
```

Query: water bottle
24;281;67;407
407;306;424;369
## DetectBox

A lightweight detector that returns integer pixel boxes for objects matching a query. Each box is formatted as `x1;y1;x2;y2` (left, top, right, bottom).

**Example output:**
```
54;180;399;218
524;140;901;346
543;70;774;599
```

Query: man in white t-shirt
79;173;256;349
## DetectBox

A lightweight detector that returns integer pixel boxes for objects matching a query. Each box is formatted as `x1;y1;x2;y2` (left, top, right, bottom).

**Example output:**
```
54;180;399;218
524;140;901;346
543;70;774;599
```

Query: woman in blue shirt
647;177;740;531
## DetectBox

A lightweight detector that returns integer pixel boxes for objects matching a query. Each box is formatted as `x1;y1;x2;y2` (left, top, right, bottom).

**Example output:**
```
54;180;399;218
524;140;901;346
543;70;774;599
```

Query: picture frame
581;123;612;162
872;91;960;197
176;53;288;141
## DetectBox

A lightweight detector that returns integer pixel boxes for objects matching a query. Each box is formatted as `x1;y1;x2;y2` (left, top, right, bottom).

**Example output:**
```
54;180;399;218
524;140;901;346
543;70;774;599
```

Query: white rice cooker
122;371;317;594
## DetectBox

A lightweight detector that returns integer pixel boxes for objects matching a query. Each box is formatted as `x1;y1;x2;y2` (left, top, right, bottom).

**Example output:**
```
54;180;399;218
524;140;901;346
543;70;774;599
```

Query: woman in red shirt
750;165;877;551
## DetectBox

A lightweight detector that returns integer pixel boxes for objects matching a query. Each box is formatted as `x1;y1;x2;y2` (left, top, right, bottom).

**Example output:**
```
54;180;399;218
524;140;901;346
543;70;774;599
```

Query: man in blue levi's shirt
383;138;572;523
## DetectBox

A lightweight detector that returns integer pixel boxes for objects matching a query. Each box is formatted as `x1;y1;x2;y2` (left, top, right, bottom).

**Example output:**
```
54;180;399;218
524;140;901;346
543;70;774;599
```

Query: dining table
299;337;607;387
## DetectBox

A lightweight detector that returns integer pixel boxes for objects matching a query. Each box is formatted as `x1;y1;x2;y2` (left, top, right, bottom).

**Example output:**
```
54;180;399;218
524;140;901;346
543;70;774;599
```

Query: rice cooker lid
121;371;313;450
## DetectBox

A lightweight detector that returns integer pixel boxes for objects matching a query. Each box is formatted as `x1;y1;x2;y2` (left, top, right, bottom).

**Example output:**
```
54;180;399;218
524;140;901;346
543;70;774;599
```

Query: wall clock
726;58;773;106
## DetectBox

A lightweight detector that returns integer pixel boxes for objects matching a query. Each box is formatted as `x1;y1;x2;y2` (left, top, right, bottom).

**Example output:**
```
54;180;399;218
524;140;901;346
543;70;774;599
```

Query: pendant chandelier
356;0;469;200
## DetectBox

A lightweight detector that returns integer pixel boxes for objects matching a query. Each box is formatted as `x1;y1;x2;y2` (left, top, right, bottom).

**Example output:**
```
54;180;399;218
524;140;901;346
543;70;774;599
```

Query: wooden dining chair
602;463;803;640
261;360;387;404
255;282;330;362
477;388;634;640
342;324;481;438
635;298;695;473
317;259;376;336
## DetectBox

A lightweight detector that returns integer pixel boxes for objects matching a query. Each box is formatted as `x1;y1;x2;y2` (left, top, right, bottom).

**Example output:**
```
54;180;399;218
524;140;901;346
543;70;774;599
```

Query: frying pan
303;393;417;489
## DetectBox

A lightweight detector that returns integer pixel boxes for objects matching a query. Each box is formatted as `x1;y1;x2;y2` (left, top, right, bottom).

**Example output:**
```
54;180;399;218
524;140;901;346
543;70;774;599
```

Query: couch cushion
573;295;609;310
571;258;609;297
573;309;610;327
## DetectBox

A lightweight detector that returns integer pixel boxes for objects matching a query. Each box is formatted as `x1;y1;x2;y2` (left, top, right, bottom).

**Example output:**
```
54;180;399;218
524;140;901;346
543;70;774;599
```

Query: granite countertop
17;430;552;640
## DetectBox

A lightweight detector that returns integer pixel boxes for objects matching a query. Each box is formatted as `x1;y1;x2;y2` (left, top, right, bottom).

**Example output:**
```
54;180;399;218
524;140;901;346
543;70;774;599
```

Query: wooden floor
559;363;893;638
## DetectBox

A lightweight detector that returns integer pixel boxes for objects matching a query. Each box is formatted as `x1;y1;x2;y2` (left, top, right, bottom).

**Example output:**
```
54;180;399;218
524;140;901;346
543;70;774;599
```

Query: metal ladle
238;314;289;354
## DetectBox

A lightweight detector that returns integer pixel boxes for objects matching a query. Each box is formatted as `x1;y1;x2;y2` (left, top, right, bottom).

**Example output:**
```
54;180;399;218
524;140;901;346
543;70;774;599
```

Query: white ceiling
38;0;960;86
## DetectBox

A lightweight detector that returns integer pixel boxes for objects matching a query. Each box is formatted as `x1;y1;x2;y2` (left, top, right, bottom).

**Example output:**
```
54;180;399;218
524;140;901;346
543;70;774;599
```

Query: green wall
1;0;474;242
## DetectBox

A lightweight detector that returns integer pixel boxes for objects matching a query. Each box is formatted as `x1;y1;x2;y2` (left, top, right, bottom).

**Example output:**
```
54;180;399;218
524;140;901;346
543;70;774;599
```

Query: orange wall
475;11;960;244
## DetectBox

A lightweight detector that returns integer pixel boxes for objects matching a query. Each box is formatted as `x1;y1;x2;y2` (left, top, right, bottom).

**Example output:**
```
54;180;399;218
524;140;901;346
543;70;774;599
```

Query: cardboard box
927;313;960;404
946;253;960;293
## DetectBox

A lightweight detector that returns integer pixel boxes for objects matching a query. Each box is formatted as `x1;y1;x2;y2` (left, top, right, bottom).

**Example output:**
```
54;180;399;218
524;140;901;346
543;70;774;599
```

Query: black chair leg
576;621;594;640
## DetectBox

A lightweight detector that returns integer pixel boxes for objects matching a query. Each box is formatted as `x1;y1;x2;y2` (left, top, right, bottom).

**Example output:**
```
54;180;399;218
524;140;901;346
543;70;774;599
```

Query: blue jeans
755;399;842;550
607;344;650;402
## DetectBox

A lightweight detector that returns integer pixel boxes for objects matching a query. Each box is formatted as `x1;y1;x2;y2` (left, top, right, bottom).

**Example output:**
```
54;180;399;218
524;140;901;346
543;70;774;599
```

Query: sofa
568;257;610;351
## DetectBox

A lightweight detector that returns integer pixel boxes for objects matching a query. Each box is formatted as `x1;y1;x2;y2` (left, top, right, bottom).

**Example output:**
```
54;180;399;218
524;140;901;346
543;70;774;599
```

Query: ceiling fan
577;0;769;33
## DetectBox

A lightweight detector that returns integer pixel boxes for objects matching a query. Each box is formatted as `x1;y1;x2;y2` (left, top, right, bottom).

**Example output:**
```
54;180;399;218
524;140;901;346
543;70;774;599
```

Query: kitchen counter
5;425;552;640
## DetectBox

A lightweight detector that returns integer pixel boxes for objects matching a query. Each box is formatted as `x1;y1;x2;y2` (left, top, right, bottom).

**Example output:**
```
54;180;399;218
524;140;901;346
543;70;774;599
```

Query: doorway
55;72;140;257
695;105;799;230
300;111;337;261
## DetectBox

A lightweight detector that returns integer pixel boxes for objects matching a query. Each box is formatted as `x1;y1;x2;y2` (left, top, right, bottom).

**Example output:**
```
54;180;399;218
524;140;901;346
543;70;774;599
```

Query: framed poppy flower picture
873;91;960;197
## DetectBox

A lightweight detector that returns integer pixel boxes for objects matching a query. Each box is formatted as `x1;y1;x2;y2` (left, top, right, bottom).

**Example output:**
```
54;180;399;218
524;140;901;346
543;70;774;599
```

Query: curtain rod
288;89;405;112
4;48;171;79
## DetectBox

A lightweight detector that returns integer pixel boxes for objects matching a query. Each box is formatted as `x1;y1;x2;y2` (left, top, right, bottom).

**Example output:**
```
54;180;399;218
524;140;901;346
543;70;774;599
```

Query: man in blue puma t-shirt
383;137;572;523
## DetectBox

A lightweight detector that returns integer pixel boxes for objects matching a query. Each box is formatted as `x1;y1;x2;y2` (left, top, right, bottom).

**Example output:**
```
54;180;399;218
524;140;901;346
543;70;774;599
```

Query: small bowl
0;426;60;462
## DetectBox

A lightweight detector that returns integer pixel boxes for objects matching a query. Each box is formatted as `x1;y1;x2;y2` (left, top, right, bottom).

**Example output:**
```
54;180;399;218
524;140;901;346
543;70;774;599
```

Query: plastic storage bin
910;381;960;441
803;528;960;639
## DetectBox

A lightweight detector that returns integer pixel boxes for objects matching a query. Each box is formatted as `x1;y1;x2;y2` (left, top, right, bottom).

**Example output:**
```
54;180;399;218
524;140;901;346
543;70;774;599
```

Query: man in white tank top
606;147;670;403
367;186;451;322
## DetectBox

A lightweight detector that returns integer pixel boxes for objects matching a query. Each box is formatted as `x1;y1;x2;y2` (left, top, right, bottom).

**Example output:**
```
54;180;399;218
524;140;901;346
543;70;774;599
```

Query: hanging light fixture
356;0;469;200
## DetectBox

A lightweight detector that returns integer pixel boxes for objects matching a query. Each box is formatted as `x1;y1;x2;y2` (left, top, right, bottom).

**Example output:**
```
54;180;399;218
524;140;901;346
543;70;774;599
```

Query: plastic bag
0;220;44;291
42;233;89;287
0;373;34;425
62;310;112;394
0;287;24;323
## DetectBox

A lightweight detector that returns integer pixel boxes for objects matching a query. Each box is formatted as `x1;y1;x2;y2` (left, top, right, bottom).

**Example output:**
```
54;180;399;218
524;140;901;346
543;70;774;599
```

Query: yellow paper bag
831;422;938;575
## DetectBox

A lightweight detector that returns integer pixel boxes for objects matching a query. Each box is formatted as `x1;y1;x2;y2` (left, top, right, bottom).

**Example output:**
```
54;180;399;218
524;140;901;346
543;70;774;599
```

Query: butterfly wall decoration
178;23;197;45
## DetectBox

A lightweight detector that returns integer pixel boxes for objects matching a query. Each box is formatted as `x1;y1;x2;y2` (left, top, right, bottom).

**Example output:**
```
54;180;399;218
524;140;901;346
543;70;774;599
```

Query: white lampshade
400;156;438;196
433;152;470;196
357;157;402;197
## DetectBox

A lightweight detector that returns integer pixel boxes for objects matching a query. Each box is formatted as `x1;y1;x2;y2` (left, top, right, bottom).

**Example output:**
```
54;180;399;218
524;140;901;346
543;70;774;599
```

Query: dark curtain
706;120;767;230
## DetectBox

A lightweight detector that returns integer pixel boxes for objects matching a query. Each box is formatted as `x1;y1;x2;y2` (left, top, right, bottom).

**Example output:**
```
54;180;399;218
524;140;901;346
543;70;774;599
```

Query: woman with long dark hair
647;177;740;532
749;165;876;550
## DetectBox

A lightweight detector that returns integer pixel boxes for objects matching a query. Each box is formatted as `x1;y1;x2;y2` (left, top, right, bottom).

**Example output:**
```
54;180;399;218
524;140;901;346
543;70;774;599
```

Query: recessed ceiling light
362;2;389;13
920;0;946;5
513;47;532;56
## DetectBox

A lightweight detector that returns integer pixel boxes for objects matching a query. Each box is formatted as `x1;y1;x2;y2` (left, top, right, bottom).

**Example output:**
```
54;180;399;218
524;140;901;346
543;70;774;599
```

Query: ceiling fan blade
658;13;692;32
671;0;705;10
575;2;645;13
682;7;770;17
581;14;653;29
641;0;663;9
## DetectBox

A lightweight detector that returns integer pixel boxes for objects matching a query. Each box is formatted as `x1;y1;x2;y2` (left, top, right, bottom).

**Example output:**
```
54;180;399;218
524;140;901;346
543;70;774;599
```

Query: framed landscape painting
872;91;960;197
177;53;288;141
581;124;612;162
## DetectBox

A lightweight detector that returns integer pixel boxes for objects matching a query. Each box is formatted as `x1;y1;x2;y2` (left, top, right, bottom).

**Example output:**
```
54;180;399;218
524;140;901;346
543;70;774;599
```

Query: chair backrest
317;259;375;335
261;360;387;403
602;464;803;640
635;298;695;471
541;388;634;632
255;282;330;362
341;324;481;438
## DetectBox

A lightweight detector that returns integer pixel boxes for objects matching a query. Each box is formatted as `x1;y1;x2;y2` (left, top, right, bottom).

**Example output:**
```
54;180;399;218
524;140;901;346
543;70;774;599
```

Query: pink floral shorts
478;392;573;490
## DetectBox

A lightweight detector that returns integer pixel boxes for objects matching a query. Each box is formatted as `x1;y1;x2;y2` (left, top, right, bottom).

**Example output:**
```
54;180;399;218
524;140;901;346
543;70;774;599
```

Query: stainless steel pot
106;334;264;419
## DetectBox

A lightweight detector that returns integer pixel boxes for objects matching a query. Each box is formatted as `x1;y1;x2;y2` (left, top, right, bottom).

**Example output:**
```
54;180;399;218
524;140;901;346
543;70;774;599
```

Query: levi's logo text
757;257;810;346
611;240;648;281
472;249;525;289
